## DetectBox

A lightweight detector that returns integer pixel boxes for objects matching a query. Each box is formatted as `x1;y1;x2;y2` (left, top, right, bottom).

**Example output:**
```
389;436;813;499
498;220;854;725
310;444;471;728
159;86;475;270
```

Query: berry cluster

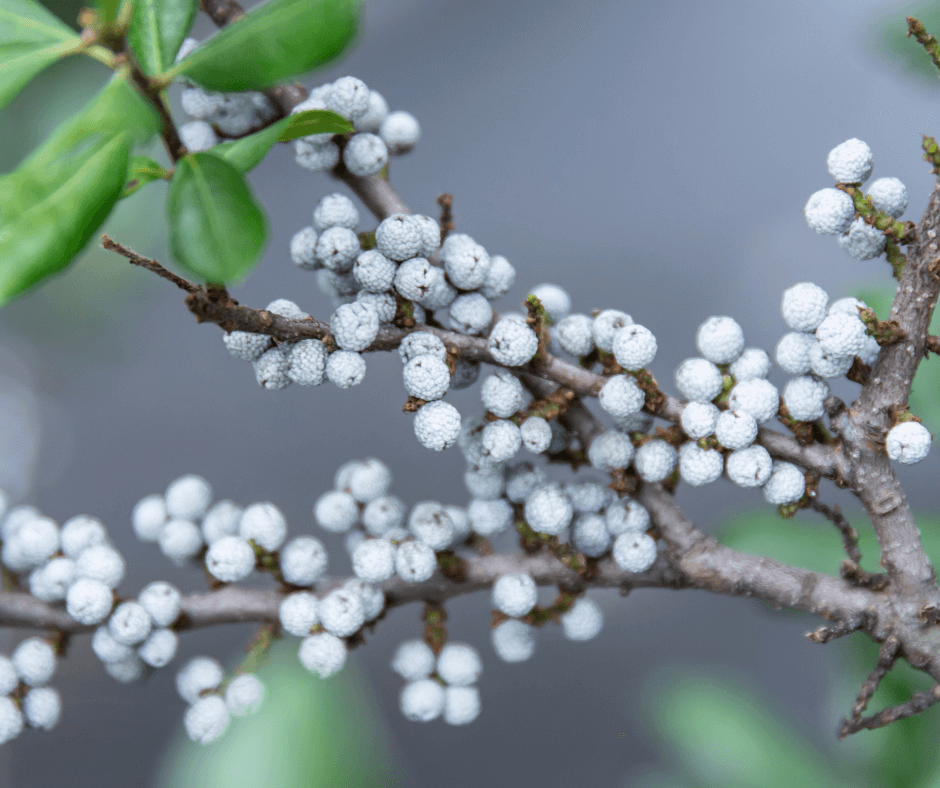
804;138;909;260
290;76;420;176
175;38;279;152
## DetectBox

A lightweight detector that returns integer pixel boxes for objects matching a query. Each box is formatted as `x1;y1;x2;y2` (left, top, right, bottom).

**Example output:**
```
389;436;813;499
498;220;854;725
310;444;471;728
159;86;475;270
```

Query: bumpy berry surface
868;177;908;218
696;316;744;364
633;440;677;482
804;188;855;235
674;357;723;402
886;421;932;465
826;138;873;184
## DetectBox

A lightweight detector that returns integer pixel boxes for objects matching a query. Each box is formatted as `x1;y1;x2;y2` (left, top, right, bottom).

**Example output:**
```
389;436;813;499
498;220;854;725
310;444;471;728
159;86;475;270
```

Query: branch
840;684;940;737
808;499;862;564
637;483;888;628
844;636;900;725
840;181;940;594
101;236;198;293
0;550;688;634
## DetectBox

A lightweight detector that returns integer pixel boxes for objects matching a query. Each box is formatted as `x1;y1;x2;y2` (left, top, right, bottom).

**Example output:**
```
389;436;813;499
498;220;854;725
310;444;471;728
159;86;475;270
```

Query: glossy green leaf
210;118;288;173
128;0;198;75
167;153;267;283
122;155;171;197
649;673;846;788
173;0;359;91
0;134;130;303
0;74;159;303
277;109;353;141
209;110;352;173
0;0;82;109
156;642;395;787
0;73;159;219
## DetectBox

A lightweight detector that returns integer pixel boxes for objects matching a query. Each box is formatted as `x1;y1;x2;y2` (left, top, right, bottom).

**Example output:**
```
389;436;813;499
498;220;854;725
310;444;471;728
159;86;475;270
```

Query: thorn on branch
926;335;940;356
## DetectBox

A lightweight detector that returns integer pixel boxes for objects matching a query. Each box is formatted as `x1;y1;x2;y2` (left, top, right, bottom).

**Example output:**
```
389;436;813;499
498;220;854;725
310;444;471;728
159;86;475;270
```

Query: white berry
886;421;932;465
805;188;855;235
725;445;773;488
826;138;873;184
634;440;677;482
613;532;657;573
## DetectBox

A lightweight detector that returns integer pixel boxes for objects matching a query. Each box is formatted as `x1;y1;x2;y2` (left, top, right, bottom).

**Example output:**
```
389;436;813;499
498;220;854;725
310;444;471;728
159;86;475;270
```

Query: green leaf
0;73;160;303
121;155;171;197
128;0;198;75
209;110;352;173
648;672;848;788
0;0;83;109
166;153;267;283
0;72;160;220
95;0;122;24
210;119;288;173
0;134;130;303
173;0;359;91
277;108;353;141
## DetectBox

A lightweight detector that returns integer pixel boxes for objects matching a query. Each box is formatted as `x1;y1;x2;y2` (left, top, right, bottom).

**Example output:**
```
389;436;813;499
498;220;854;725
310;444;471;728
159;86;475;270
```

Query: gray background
1;0;938;785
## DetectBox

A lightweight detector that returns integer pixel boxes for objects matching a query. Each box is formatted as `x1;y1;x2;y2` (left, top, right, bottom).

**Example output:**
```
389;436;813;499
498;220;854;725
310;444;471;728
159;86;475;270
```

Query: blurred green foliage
873;3;940;85
633;506;940;787
157;641;397;788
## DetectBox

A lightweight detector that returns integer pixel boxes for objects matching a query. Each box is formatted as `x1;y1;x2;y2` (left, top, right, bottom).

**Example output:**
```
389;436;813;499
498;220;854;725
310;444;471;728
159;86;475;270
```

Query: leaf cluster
0;0;359;303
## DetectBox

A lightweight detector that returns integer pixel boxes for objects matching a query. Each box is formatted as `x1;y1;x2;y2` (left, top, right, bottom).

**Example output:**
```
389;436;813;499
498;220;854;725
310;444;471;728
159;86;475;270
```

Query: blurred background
2;0;940;784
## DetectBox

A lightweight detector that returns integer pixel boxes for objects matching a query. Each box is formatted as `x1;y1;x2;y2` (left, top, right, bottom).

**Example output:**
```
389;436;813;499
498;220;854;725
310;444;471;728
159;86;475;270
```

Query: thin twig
806;611;876;644
437;193;455;243
101;235;199;293
840;560;889;592
908;16;940;73
848;636;900;723
840;684;940;737
809;499;862;564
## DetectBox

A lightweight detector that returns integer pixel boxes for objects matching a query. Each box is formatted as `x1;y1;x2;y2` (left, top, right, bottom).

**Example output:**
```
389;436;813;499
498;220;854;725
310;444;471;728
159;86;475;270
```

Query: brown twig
437;193;455;243
840;683;940;737
806;611;876;644
101;235;198;293
843;636;901;727
808;499;862;564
